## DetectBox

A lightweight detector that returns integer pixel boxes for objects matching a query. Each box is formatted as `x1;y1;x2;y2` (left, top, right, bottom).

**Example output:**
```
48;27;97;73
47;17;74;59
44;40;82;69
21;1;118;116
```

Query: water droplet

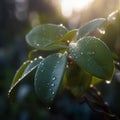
99;29;105;34
57;61;60;64
38;56;42;59
58;54;62;58
106;80;111;84
97;91;101;96
52;92;55;95
52;77;56;80
30;60;33;63
48;107;51;110
67;40;70;44
40;62;44;66
66;65;69;68
34;58;37;61
59;24;63;26
51;83;55;87
87;51;95;55
80;52;83;55
64;51;68;55
36;44;40;46
90;84;94;88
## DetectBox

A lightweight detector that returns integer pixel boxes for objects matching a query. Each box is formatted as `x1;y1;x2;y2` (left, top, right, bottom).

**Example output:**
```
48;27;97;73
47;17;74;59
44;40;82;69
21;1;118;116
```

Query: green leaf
34;52;67;105
10;60;30;88
23;57;43;77
66;63;91;97
8;60;30;101
77;18;106;39
91;76;103;85
44;29;77;51
69;36;114;80
26;24;68;51
61;29;78;42
28;49;39;60
8;57;43;102
44;42;68;51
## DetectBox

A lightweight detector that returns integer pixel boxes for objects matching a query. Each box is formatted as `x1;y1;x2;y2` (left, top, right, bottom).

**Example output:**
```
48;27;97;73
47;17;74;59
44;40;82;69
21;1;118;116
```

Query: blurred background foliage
0;0;120;120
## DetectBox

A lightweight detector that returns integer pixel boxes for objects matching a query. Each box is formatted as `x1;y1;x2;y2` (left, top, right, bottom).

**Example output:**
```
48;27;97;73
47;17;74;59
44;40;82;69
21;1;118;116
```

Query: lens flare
59;0;94;17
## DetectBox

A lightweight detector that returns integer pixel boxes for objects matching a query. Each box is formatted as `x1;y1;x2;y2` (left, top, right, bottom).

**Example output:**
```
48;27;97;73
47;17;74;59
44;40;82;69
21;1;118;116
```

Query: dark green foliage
66;63;92;97
9;18;114;106
8;57;43;102
34;53;67;105
26;24;68;51
69;36;114;80
77;18;106;39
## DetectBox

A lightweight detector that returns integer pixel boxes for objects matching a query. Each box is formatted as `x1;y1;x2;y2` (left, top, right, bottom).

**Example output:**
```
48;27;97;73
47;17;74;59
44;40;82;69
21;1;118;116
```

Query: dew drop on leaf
41;62;44;65
48;107;51;110
57;61;60;64
36;44;40;46
51;83;55;87
52;77;56;80
34;58;37;61
30;61;33;63
59;24;63;26
38;56;42;59
105;80;111;84
80;52;83;55
67;40;70;44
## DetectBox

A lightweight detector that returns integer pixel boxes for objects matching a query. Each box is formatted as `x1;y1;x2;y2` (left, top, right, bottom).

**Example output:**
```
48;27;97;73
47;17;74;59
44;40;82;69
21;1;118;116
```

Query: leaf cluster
8;18;114;106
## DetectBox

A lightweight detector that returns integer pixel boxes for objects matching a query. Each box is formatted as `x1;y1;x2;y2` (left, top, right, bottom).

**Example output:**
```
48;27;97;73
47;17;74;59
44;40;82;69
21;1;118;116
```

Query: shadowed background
0;0;120;120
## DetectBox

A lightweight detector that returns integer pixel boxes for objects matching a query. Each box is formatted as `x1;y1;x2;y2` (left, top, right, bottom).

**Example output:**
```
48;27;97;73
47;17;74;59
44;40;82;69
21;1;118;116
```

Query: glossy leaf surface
26;24;68;50
34;52;67;105
10;60;30;88
61;29;77;42
23;57;43;77
8;57;43;101
77;18;106;39
91;76;103;85
66;63;91;97
69;36;114;79
8;60;30;101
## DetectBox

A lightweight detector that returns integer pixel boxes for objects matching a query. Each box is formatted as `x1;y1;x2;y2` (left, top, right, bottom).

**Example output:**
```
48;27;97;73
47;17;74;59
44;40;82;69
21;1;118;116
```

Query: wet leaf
66;63;91;97
8;60;30;101
8;57;43;102
77;18;106;39
26;24;68;51
91;76;103;85
69;36;114;79
10;61;30;88
61;29;77;42
28;49;40;60
34;52;67;105
23;57;43;77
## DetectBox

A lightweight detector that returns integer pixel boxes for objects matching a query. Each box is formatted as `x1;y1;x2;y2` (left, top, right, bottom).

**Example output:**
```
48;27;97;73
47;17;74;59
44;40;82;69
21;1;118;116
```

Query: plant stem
82;85;120;120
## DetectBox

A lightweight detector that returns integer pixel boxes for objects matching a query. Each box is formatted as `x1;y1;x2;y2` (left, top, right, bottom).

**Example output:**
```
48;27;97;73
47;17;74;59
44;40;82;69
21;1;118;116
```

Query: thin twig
82;86;120;120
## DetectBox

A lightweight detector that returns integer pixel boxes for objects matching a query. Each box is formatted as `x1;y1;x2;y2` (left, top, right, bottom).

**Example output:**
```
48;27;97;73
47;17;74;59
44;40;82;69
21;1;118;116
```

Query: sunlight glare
60;0;94;17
